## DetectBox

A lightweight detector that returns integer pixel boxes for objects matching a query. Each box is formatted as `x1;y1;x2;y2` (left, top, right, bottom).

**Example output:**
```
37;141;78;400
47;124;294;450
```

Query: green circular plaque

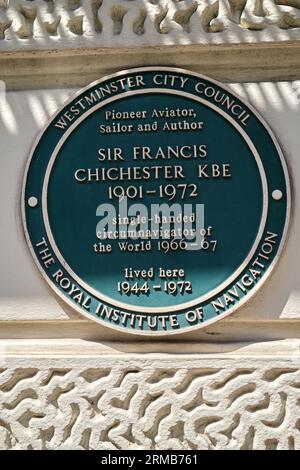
22;67;290;335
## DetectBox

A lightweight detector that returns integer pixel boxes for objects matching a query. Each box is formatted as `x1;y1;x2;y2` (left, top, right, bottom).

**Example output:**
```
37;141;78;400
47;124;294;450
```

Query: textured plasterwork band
0;340;299;450
0;0;299;48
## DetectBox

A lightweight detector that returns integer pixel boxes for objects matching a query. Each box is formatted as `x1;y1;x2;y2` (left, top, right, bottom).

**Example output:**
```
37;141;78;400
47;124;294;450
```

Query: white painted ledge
1;42;300;90
0;338;300;356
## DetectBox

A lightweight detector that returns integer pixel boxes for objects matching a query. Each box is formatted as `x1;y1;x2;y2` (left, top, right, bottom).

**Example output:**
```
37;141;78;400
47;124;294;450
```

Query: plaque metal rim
21;66;291;336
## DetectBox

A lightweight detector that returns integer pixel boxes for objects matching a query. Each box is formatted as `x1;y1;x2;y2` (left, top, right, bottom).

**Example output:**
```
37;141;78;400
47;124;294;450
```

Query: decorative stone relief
91;0;102;33
0;0;299;49
16;4;37;38
0;18;11;38
67;14;83;34
0;357;300;449
110;5;128;35
43;14;60;34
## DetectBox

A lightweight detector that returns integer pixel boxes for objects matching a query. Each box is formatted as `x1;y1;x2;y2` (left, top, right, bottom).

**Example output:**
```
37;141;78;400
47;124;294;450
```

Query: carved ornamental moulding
0;0;299;49
22;67;290;335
